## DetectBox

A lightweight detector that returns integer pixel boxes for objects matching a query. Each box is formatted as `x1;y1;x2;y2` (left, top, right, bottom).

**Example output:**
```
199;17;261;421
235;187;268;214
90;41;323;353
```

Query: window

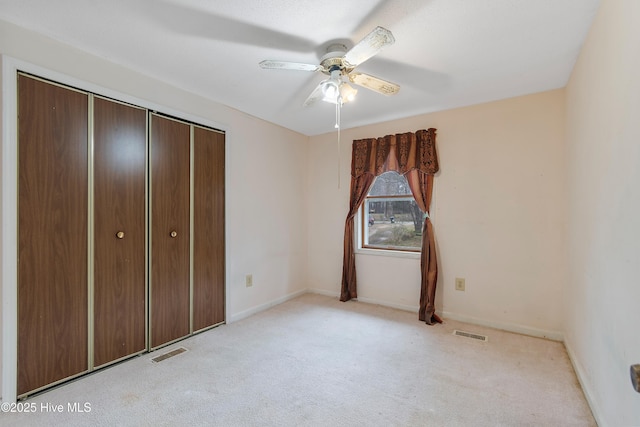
360;171;424;252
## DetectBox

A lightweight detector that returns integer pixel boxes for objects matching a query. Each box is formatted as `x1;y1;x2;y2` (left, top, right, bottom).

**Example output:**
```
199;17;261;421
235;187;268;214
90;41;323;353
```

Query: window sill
355;247;421;259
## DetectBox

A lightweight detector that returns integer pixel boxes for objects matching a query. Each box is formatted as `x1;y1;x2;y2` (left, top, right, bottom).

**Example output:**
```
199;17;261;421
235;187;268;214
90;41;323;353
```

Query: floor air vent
151;347;188;363
453;330;488;342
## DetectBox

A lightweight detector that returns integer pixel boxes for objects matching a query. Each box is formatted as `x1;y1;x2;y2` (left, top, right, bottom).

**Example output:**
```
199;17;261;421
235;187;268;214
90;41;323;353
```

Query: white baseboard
355;297;419;313
308;289;420;313
227;289;307;323
231;288;563;340
308;289;563;341
440;310;564;342
564;339;605;427
307;288;339;298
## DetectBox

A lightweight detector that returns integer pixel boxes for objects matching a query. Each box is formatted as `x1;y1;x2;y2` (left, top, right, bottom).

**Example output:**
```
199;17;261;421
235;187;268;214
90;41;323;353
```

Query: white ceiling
0;0;600;136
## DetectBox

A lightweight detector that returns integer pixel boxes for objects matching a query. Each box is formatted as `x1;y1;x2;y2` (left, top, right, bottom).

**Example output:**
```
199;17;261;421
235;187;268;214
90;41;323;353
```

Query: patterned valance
351;128;438;178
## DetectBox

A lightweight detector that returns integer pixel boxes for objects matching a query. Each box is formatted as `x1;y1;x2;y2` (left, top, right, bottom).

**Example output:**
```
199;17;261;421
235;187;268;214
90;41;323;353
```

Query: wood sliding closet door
18;75;89;396
193;126;225;331
16;73;226;396
93;97;147;367
150;114;191;348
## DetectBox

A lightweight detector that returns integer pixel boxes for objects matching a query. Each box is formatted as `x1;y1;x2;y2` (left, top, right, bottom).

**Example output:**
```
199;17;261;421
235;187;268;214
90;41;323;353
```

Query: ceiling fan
259;26;400;107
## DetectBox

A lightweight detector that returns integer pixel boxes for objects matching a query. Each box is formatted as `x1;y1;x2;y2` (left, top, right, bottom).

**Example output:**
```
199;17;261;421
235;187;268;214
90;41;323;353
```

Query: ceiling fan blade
259;60;321;72
303;82;325;107
348;72;400;96
343;26;395;67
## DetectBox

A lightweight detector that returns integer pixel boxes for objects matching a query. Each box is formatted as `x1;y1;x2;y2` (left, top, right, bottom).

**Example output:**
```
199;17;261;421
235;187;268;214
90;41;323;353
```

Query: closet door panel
193;127;225;330
93;98;147;366
150;114;190;347
17;75;89;395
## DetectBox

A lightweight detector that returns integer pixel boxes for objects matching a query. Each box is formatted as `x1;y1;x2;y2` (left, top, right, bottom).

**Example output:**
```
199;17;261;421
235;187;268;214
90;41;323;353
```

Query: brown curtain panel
340;129;441;325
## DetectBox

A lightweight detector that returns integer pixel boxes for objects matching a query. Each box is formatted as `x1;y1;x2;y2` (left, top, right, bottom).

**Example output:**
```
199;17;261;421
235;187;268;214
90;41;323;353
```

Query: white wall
308;90;567;339
564;0;640;425
0;19;309;401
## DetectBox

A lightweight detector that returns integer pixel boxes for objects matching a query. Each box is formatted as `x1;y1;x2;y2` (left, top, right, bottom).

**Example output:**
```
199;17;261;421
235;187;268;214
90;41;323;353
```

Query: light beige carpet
2;293;596;426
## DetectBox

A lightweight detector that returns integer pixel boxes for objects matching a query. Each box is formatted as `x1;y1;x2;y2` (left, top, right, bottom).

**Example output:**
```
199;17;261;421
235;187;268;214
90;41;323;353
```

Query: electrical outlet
455;277;465;291
245;274;253;287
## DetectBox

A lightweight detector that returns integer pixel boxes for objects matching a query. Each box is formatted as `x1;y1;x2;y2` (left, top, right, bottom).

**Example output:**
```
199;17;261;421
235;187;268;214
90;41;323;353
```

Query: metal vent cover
453;330;488;342
151;347;188;363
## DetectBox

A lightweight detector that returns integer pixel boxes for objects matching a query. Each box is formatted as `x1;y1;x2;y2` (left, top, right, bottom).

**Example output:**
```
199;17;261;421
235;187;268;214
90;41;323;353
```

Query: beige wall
565;0;640;425
1;19;309;401
308;89;567;339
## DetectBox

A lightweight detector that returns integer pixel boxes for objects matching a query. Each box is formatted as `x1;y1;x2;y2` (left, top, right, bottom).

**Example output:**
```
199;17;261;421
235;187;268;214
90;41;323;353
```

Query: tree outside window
361;171;424;252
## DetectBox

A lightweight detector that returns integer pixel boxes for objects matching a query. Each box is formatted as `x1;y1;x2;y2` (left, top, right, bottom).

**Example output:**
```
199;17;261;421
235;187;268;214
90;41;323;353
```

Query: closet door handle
116;231;125;239
170;230;178;238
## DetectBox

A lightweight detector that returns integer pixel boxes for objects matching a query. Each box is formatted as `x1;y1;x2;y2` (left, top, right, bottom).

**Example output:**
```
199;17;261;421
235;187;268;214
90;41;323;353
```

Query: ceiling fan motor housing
320;44;353;74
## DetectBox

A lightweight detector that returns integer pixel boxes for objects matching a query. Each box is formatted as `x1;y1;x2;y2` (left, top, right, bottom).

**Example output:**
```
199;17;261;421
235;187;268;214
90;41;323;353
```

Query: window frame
357;197;423;256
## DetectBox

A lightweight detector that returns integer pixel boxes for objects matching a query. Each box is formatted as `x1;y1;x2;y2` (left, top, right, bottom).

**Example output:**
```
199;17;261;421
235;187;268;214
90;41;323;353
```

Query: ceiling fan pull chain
336;100;342;188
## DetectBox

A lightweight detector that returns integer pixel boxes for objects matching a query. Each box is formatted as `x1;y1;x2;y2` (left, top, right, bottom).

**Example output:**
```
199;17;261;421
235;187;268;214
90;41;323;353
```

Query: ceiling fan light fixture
340;82;357;103
321;69;344;104
322;79;340;103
